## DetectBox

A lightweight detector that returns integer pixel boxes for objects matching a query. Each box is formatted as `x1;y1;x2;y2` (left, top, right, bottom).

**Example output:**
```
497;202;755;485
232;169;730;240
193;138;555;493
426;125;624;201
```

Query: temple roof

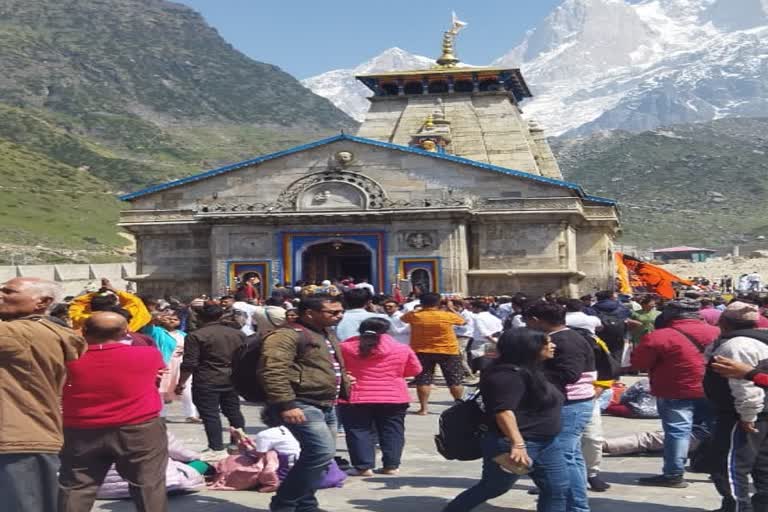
119;133;616;205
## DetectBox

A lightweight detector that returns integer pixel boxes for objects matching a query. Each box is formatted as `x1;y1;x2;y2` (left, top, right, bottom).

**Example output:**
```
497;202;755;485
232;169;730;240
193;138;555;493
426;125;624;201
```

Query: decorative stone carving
328;150;356;170
299;183;365;210
406;232;434;249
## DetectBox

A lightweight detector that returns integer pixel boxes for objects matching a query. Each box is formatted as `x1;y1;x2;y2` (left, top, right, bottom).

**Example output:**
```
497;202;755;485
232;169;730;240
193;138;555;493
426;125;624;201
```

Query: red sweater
63;343;164;428
631;318;720;399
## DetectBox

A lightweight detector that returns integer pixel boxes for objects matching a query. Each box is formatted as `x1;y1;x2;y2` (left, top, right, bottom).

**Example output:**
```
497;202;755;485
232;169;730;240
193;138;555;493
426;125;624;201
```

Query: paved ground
94;384;722;512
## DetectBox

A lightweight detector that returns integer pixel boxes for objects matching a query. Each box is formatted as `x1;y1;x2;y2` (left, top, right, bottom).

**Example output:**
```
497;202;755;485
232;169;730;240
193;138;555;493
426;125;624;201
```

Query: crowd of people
5;273;768;512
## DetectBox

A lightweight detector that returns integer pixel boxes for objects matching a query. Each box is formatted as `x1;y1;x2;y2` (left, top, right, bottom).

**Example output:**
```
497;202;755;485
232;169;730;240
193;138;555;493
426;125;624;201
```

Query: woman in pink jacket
339;317;423;476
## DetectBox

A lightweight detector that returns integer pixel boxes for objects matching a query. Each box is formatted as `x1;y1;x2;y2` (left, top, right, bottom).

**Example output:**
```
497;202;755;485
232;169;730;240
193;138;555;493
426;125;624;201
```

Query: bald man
58;312;169;512
0;277;86;512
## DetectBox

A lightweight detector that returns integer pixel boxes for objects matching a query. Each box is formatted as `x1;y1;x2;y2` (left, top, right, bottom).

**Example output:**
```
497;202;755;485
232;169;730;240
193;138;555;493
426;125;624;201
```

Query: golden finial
424;114;434;129
435;12;467;68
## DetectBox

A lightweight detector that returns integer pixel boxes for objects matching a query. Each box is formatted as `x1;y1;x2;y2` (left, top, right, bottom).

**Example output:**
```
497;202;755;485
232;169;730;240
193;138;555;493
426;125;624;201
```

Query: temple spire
435;12;467;68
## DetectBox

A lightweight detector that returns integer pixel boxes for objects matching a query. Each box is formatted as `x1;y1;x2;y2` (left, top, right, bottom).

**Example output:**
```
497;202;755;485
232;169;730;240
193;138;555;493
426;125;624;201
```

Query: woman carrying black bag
443;328;568;512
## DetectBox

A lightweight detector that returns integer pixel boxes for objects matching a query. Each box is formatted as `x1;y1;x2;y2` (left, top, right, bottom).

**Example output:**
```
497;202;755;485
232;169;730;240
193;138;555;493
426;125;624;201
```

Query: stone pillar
397;80;405;96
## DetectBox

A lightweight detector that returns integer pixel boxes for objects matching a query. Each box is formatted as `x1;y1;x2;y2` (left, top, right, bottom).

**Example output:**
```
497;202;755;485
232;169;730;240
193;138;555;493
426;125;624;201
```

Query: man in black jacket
176;303;246;461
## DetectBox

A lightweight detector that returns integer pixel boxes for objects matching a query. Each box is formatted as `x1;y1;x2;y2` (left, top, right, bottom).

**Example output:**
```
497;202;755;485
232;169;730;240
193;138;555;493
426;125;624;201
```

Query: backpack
571;327;622;380
231;324;310;403
597;311;626;350
434;391;488;461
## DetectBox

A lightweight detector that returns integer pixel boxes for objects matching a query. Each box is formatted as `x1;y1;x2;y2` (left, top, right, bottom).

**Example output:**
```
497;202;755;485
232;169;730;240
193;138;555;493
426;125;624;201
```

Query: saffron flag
615;252;693;299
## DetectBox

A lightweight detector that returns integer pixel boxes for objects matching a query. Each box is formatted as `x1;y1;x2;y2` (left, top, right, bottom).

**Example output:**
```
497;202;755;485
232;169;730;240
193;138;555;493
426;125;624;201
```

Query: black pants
192;385;245;450
339;403;408;471
0;452;59;512
58;417;169;512
711;413;768;512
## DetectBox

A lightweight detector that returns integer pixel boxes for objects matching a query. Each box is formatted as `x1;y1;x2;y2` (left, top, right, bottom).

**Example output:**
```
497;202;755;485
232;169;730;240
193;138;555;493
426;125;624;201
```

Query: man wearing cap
704;302;768;512
631;298;720;488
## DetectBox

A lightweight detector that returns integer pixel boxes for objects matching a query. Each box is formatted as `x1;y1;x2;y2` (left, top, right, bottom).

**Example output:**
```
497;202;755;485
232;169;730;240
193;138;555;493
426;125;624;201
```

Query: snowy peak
302;47;433;122
352;47;434;74
702;0;768;30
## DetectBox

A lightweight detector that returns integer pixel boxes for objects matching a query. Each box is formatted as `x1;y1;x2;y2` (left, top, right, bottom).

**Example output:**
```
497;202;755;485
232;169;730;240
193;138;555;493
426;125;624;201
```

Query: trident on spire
436;12;468;68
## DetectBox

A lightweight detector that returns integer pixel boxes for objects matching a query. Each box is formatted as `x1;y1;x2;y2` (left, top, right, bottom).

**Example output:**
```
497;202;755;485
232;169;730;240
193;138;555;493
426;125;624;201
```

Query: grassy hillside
0;138;126;263
554;118;768;249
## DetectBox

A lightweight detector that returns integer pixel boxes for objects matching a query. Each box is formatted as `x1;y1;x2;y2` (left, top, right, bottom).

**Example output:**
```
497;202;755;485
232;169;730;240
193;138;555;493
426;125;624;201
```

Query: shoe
199;449;229;463
637;474;689;488
185;416;203;424
588;475;611;492
347;468;374;477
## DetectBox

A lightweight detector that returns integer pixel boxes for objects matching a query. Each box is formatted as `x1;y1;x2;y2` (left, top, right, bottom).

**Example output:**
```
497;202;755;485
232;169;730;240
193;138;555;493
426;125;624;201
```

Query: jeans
0;452;59;512
443;432;567;512
192;385;245;451
581;399;604;477
270;402;337;512
339;403;408;470
657;397;712;478
555;399;593;512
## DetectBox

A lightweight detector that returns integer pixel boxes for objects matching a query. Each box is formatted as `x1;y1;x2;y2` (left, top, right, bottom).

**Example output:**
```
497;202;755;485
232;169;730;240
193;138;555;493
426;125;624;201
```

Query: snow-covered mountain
304;0;768;135
301;48;433;122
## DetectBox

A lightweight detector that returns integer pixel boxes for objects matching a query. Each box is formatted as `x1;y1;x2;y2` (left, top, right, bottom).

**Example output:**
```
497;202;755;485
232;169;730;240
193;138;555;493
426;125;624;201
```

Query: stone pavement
94;385;722;512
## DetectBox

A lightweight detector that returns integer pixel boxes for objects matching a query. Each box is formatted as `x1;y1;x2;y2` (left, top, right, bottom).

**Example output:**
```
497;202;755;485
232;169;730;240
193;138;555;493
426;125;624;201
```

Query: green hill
554;117;768;249
0;0;358;261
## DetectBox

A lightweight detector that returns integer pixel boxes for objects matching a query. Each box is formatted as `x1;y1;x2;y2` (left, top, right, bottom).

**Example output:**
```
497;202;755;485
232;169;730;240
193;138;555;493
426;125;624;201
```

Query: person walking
401;293;467;415
0;277;86;512
443;328;567;512
335;288;389;342
157;311;199;423
175;303;246;461
58;312;169;511
258;294;350;512
631;298;719;488
524;301;595;512
338;318;422;476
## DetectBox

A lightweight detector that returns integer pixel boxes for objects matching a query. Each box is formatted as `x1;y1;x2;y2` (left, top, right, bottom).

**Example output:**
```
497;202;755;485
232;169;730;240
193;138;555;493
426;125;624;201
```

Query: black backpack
572;327;622;380
434;391;488;461
231;324;310;403
597;311;626;350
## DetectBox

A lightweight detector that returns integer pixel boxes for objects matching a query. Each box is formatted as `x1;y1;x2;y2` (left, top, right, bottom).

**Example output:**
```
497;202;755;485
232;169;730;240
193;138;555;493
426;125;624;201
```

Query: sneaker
199;449;229;463
588;475;611;492
637;474;689;488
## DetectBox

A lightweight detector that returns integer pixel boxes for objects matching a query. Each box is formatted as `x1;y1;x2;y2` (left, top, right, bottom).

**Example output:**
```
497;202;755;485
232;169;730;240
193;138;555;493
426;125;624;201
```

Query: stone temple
119;25;620;299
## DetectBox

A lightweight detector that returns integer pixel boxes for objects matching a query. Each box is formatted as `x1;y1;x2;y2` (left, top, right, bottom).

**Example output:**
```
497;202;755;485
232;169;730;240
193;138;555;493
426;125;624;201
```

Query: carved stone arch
276;170;389;211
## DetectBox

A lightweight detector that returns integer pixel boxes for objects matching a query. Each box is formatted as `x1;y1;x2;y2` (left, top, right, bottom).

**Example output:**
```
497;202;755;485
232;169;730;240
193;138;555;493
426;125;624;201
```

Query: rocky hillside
554;117;768;248
0;0;357;261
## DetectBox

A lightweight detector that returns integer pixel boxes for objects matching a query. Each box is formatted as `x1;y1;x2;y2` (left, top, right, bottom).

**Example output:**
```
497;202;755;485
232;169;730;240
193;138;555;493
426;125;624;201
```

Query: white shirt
565;311;602;334
403;299;421;312
233;301;258;336
387;311;411;345
473;311;503;341
354;282;375;295
455;309;475;338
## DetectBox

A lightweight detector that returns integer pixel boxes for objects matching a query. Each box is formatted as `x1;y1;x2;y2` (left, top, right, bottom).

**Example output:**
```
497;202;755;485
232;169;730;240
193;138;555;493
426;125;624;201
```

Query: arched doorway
301;241;373;283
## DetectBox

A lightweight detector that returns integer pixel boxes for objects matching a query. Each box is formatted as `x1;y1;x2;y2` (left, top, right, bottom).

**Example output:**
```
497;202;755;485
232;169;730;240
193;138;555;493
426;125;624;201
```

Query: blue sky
177;1;562;78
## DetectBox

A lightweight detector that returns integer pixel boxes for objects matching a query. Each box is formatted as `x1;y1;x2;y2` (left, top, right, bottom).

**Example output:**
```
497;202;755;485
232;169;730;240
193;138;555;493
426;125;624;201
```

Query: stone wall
0;263;136;297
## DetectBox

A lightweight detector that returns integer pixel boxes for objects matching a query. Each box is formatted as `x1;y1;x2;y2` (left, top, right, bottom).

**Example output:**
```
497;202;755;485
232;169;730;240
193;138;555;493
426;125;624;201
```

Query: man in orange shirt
401;293;466;415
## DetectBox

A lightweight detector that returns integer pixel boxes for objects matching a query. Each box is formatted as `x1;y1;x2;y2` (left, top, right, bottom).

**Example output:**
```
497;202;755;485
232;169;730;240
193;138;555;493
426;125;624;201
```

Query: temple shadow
599;470;712;485
589;497;707;511
98;494;264;511
361;475;530;491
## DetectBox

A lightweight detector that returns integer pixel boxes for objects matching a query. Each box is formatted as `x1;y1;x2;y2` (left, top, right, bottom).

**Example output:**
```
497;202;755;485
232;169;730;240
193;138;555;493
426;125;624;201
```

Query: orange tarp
615;252;693;299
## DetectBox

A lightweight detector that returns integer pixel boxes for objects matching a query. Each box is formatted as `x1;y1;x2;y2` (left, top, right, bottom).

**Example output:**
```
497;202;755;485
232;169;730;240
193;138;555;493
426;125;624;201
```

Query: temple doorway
301;241;373;283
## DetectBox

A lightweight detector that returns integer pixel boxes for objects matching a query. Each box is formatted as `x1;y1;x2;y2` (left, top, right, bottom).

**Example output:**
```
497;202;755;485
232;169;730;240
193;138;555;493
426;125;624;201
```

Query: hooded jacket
339;334;422;404
0;315;86;453
586;299;631;320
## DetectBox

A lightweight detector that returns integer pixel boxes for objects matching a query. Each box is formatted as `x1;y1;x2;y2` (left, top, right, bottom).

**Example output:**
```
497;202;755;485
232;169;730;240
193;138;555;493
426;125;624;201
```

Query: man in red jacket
631;298;720;488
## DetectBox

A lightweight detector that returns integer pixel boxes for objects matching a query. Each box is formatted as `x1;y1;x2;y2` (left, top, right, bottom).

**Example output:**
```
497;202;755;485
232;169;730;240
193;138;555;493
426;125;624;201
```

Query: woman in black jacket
443;328;568;512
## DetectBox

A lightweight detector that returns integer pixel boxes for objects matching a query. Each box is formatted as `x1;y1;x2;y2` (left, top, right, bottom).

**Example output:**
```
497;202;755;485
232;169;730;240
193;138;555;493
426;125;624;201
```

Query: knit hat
666;298;701;312
722;301;759;323
663;298;701;320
